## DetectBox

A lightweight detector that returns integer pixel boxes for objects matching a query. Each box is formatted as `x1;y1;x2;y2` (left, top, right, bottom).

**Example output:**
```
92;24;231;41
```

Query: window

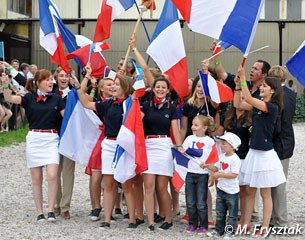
287;0;302;20
265;0;280;19
8;0;32;17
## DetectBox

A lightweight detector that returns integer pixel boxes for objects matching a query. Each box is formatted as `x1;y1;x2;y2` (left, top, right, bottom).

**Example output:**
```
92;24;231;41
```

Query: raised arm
0;61;26;86
209;41;229;81
233;68;252;111
1;73;22;104
129;34;154;88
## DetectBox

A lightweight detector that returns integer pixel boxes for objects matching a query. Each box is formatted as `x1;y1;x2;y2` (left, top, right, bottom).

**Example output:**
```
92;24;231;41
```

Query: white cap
218;132;241;150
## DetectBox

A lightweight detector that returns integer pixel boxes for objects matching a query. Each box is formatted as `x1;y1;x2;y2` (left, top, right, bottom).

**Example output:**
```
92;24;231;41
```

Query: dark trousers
215;189;239;235
185;172;208;229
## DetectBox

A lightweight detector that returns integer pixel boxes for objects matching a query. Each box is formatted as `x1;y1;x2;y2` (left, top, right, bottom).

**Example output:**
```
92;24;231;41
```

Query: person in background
20;63;30;78
268;66;296;228
286;79;297;95
53;67;75;220
27;64;38;79
2;69;65;222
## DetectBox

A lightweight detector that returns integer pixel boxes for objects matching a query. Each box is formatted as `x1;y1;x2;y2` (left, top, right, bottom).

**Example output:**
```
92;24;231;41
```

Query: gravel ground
0;123;304;240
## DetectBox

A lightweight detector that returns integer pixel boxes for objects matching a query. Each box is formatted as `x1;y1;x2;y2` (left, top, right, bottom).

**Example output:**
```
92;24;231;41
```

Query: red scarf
112;98;125;105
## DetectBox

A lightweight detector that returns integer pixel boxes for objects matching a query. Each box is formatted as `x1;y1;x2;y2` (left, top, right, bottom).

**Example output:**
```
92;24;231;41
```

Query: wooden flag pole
122;7;147;71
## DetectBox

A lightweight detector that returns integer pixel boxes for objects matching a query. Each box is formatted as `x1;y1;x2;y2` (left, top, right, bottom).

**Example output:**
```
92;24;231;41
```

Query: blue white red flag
94;0;135;42
212;41;232;56
59;88;103;165
104;66;117;80
199;71;233;104
286;40;305;87
113;97;148;183
133;62;146;98
146;0;188;98
67;42;110;78
172;0;264;56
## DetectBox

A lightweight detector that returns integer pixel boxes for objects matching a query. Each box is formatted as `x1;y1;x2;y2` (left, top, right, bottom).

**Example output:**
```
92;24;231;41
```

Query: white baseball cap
217;132;241;150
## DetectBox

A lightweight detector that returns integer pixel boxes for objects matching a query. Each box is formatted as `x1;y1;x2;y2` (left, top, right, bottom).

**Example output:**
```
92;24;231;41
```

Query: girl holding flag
77;63;138;229
234;65;286;235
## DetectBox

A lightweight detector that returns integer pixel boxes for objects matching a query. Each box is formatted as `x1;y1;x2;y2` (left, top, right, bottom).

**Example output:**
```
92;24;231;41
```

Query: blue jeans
185;172;208;228
215;189;239;235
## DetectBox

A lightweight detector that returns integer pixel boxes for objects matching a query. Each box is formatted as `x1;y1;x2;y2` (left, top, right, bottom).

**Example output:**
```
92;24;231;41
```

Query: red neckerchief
36;92;52;102
112;98;125;105
153;96;167;109
59;90;63;96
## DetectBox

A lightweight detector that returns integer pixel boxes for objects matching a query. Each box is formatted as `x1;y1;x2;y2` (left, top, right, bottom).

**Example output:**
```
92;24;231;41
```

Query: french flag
104;66;117;80
133;62;146;98
113;97;148;183
172;145;219;192
66;42;110;78
286;40;305;87
94;0;135;42
39;0;71;73
146;0;188;98
172;0;264;56
212;41;232;56
199;71;233;104
59;88;103;165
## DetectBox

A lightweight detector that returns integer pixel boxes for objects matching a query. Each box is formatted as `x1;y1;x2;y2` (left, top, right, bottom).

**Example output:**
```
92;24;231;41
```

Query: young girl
2;70;65;222
234;65;286;235
182;115;216;234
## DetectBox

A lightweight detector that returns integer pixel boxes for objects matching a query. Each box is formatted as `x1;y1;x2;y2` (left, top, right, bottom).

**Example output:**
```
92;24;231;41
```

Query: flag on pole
59;88;103;165
104;66;117;80
39;0;71;73
113;97;148;183
286;40;305;87
94;0;135;42
0;41;4;61
199;71;233;103
212;41;232;56
133;62;146;98
146;0;188;98
67;42;110;78
172;0;264;56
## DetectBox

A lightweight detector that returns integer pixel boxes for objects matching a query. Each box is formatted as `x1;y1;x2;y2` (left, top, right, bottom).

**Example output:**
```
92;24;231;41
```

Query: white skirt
143;138;174;177
26;131;60;168
101;139;116;175
239;148;286;188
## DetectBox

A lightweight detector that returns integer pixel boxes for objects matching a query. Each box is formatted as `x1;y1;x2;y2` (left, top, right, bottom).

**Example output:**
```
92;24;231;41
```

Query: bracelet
234;88;241;91
240;81;247;87
3;85;10;90
132;47;137;52
214;61;221;66
7;66;13;72
90;90;95;95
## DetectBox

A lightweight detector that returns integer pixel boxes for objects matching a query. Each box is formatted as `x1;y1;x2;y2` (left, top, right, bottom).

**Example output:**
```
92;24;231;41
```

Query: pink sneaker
198;227;207;235
186;224;196;233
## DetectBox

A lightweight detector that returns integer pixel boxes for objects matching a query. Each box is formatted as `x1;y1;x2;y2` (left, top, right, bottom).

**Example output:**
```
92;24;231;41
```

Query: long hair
188;75;204;106
25;69;51;94
116;73;134;97
264;77;284;111
223;104;252;130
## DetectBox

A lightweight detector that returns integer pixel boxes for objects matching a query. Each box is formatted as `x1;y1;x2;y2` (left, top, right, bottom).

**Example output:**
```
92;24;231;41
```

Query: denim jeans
185;172;209;228
215;189;239;235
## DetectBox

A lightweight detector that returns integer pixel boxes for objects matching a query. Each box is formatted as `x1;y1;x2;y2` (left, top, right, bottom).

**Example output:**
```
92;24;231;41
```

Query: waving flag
172;0;264;56
133;63;146;98
113;97;148;183
199;71;233;103
94;0;135;42
59;88;103;165
286;40;305;87
212;41;232;56
67;42;110;78
146;0;188;98
39;0;71;73
104;66;117;80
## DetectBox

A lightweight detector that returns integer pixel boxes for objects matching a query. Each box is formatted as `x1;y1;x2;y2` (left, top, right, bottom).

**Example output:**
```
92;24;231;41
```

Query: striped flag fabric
94;0;135;42
286;40;305;87
212;41;232;56
146;0;188;98
172;0;264;56
199;70;233;103
59;88;103;165
133;62;146;98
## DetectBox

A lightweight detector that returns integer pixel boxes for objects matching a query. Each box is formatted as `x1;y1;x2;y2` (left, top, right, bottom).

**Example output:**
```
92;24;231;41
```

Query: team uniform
21;93;65;168
141;100;177;177
239;102;286;187
95;98;124;175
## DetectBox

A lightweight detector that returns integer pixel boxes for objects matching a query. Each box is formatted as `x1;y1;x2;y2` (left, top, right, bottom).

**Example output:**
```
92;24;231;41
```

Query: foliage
294;94;305;123
0;125;28;147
